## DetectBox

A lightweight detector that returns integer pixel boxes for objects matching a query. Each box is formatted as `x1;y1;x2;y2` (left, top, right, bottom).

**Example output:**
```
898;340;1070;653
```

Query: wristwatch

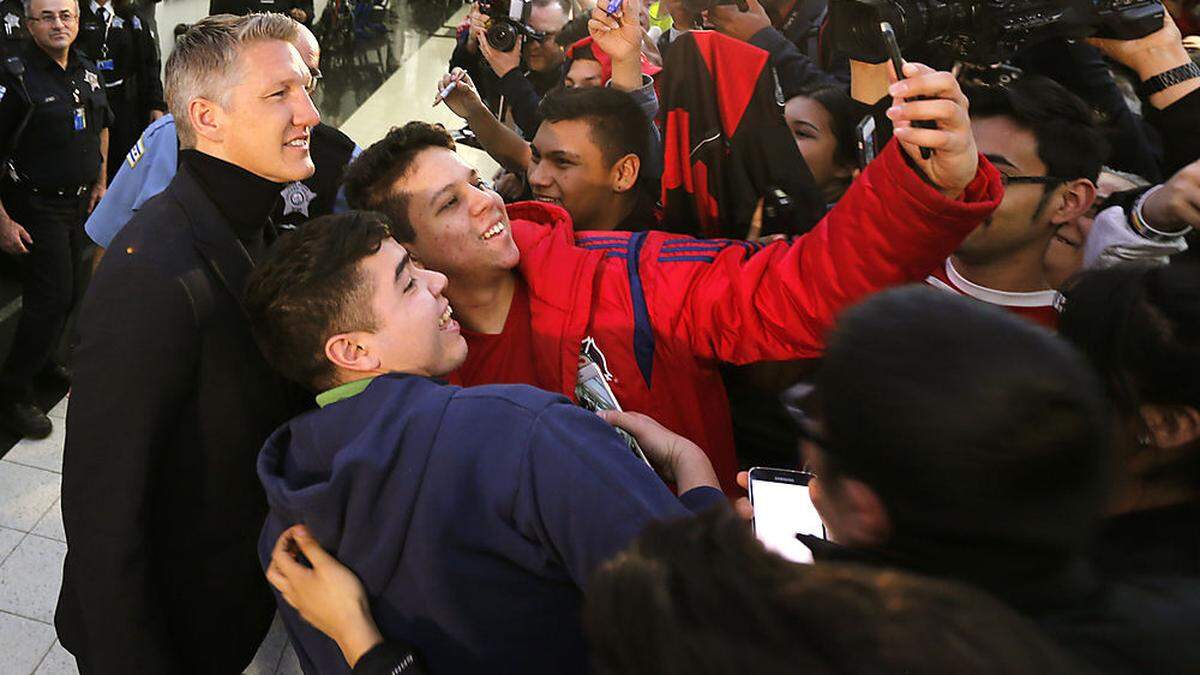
1138;62;1200;97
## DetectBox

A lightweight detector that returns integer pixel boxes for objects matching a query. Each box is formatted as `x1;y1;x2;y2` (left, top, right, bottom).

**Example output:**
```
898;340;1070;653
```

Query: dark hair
586;509;1093;675
964;75;1108;183
815;286;1111;564
538;86;650;170
342;122;456;244
793;86;858;171
243;212;392;391
1059;262;1200;486
555;14;592;48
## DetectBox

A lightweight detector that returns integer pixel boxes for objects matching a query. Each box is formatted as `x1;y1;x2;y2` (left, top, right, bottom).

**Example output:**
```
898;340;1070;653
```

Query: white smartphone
748;467;827;564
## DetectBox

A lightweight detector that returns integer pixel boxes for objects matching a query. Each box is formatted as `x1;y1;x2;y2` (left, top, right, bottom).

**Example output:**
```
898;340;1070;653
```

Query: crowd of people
0;0;1196;671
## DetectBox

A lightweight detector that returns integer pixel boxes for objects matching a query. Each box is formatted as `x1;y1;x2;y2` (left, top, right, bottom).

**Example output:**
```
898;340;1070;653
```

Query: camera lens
487;20;518;52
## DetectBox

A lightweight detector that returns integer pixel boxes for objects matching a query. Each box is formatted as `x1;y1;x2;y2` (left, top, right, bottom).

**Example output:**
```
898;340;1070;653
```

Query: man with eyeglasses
0;0;112;438
923;75;1106;329
83;19;359;252
454;0;571;137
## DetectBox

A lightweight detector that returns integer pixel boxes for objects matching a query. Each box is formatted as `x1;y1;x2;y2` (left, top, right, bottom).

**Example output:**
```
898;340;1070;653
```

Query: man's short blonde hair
165;13;301;148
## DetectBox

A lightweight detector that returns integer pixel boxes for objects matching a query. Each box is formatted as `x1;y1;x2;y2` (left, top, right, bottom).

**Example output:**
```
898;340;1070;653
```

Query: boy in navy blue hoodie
243;211;726;675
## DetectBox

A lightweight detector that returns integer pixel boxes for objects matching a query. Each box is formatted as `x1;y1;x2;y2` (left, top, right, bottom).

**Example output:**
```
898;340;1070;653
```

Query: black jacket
801;536;1200;675
56;162;303;674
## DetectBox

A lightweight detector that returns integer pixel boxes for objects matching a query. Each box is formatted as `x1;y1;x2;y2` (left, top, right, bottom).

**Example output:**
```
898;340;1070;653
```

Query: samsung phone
748;467;826;564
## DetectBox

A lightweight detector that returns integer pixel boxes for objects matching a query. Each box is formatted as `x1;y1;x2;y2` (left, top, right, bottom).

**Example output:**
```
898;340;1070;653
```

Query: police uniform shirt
78;0;163;109
0;43;113;189
0;0;27;58
85;114;361;247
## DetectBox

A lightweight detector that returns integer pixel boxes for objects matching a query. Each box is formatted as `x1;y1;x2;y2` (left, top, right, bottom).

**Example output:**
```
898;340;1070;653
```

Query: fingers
736;470;749;490
17;226;31;245
265;559;291;597
889;65;967;108
289;524;337;568
886;98;962;127
734;497;754;520
597;409;650;433
891;125;962;151
589;13;620;34
270;527;308;576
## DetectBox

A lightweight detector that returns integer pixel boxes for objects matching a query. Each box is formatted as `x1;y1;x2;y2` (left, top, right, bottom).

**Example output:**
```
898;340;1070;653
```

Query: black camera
479;0;546;52
830;0;1165;65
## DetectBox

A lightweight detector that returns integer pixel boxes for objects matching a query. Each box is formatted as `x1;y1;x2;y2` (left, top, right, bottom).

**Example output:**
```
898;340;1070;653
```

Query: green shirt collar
315;376;377;408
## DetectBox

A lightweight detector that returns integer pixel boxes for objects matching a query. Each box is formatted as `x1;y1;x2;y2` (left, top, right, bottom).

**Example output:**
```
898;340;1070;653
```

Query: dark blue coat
258;374;724;675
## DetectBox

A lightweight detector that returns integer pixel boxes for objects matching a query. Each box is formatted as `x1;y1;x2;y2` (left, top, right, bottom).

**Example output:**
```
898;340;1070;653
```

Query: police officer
77;0;163;181
0;0;28;58
0;0;111;438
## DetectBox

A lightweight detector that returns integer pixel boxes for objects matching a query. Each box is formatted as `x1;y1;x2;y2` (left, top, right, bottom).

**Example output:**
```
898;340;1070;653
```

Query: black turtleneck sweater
179;149;284;263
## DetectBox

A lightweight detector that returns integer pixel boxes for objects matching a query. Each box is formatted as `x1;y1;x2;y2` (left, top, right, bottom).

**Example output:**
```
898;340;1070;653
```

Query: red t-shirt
925;258;1062;329
456;279;542;388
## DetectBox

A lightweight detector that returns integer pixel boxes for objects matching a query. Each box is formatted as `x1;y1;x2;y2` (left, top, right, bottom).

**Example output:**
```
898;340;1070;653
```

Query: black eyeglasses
782;385;831;450
999;174;1066;187
27;10;77;24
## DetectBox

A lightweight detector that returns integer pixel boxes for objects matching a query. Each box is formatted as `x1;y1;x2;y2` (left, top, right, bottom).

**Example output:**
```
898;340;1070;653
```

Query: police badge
280;181;317;218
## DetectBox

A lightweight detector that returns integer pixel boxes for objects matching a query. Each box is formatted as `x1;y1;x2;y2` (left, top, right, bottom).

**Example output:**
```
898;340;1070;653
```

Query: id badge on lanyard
73;106;87;131
97;59;114;71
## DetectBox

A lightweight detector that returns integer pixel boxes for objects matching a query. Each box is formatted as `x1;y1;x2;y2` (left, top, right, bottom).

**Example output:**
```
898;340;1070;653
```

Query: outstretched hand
885;62;979;199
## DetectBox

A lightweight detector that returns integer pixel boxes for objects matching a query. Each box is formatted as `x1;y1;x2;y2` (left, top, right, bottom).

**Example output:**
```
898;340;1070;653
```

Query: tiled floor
0;2;506;672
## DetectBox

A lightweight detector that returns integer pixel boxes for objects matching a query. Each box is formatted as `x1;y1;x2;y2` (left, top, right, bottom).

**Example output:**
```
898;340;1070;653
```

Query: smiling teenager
345;61;1005;497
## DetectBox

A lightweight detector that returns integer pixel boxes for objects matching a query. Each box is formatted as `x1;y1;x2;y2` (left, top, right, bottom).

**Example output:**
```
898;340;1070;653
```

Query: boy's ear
325;333;380;375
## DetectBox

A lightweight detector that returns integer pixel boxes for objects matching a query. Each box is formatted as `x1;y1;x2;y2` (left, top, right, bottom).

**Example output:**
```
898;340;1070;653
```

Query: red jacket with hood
451;140;1003;495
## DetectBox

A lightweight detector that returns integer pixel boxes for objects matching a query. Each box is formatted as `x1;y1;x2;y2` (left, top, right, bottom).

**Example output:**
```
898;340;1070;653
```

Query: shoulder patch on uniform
126;137;145;168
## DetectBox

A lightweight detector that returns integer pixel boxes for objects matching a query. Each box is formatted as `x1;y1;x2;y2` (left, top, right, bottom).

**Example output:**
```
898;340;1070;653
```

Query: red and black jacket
660;30;825;239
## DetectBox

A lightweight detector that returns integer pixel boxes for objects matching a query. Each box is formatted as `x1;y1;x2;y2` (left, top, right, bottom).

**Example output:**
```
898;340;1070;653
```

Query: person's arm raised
642;63;1001;364
437;69;532;173
1089;12;1199;111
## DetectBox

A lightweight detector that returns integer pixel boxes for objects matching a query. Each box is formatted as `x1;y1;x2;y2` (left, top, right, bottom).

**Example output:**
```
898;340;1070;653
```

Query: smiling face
346;238;468;378
960;116;1061;266
209;39;319;183
394;147;519;281
26;0;78;54
529;118;629;230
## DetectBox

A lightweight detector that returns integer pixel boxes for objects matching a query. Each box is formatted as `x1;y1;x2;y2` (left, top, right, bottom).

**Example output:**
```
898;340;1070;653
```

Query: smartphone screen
749;467;826;564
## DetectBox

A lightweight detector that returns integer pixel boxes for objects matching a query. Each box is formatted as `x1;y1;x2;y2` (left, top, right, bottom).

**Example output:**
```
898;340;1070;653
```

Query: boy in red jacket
343;64;1003;494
